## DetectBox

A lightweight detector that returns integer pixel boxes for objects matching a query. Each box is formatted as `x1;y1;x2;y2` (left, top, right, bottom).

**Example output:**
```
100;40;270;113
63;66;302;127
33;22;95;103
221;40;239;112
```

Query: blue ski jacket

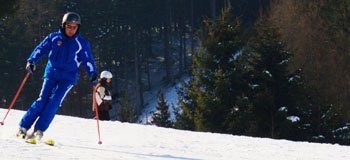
27;28;97;84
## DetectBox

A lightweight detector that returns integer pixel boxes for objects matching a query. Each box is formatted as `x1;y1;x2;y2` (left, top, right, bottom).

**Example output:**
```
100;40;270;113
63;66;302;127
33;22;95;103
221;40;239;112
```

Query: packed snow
1;109;349;160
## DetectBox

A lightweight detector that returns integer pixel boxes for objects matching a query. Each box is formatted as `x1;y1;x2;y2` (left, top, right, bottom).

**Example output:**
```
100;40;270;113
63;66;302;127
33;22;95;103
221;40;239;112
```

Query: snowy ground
1;109;350;160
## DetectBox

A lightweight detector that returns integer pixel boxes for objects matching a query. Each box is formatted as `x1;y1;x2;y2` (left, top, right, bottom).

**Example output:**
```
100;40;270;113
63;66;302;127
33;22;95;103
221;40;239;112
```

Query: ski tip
45;139;55;146
0;122;4;125
26;139;37;144
98;141;102;145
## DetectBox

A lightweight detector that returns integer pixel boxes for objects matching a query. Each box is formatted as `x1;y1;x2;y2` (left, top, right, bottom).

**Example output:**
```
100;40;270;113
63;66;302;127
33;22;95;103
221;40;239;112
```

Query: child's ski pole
93;87;102;144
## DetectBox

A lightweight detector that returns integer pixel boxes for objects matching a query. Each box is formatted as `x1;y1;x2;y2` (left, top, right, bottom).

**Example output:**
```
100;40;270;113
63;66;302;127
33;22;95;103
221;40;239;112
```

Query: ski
16;134;55;146
16;129;55;146
25;138;55;146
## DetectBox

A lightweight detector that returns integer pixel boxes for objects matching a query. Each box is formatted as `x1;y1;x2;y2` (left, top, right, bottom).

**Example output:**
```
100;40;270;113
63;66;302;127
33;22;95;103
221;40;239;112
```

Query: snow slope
1;108;349;160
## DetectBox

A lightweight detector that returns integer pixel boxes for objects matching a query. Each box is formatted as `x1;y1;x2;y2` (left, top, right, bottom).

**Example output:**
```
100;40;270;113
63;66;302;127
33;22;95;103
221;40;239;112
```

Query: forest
1;0;349;144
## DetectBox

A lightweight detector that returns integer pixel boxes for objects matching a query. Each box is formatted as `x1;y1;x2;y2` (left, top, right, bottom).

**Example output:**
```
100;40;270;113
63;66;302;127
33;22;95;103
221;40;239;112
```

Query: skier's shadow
61;144;201;160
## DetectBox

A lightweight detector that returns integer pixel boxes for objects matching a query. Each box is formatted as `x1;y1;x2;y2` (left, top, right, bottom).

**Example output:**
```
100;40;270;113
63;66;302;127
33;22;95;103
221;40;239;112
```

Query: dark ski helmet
61;12;81;28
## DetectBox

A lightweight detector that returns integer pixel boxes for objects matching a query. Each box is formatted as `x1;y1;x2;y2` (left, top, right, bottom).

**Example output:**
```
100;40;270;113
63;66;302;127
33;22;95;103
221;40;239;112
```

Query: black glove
26;61;36;74
89;73;98;86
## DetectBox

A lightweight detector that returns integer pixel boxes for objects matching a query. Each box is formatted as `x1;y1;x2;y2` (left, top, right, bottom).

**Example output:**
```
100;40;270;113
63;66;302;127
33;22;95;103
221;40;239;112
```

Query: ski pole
1;72;30;126
93;87;102;144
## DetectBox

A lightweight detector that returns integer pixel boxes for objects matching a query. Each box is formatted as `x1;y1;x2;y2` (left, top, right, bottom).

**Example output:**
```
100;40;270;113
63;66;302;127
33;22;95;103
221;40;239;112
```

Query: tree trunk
189;0;194;71
179;9;185;76
146;29;152;91
132;0;143;114
164;0;173;83
271;111;275;138
210;0;216;19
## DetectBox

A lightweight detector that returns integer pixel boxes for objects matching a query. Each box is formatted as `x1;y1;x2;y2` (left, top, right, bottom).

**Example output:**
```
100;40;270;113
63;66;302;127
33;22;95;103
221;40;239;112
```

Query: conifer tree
247;17;307;139
117;92;135;122
152;91;173;128
174;81;196;130
176;2;252;133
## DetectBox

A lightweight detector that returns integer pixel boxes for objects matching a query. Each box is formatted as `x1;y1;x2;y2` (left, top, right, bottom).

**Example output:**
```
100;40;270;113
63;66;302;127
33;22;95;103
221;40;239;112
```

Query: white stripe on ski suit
74;37;82;68
52;35;59;42
74;37;94;72
38;80;74;107
59;84;74;106
31;35;59;60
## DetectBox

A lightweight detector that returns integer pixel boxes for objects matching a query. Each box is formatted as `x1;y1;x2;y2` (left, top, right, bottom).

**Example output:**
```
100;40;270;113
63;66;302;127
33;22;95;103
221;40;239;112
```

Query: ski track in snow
1;109;350;160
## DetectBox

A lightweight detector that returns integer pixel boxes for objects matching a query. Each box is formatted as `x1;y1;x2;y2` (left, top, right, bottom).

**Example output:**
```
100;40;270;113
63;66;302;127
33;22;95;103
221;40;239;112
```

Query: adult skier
16;12;98;141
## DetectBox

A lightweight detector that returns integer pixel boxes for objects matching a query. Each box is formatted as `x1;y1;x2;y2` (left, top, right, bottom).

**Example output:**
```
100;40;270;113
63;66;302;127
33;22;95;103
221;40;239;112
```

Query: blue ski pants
19;78;73;132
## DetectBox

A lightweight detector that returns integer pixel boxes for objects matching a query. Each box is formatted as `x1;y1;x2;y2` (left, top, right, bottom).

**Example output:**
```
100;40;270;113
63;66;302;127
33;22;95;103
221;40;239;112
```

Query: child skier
94;71;113;120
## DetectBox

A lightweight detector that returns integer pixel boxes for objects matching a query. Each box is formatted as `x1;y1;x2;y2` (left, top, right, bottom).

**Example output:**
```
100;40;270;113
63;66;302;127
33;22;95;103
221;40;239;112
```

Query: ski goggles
65;25;78;30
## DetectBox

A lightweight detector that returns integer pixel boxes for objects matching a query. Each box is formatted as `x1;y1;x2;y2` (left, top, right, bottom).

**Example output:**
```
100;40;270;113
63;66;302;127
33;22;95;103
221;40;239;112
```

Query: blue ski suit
19;28;97;132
